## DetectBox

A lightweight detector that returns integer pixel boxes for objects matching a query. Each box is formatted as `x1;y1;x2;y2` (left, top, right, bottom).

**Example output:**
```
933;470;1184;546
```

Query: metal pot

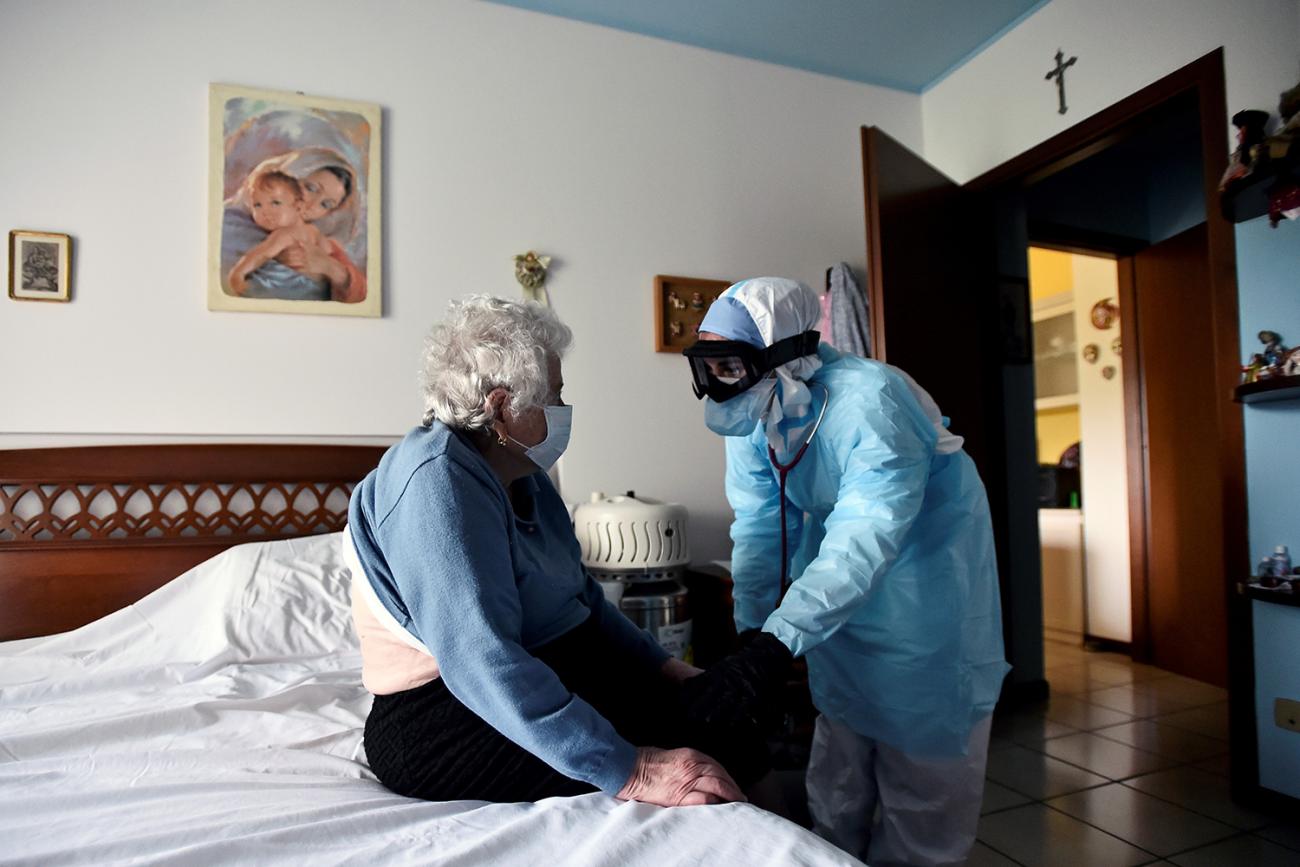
620;580;692;661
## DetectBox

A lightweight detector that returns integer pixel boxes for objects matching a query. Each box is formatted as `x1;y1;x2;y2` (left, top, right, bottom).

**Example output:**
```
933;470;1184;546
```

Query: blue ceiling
486;0;1050;93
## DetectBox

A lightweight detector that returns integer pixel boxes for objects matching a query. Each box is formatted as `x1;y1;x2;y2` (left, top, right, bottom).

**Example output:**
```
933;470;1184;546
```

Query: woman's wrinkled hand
660;656;704;684
615;746;746;807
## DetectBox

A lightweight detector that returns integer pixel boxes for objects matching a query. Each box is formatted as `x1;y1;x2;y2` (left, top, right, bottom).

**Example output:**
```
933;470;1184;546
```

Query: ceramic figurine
690;291;706;310
1260;330;1288;369
669;320;684;338
1267;181;1300;227
1283;346;1300;377
1220;109;1271;190
667;291;686;311
1281;81;1300;128
1254;82;1300;164
1256;83;1300;226
1242;354;1266;384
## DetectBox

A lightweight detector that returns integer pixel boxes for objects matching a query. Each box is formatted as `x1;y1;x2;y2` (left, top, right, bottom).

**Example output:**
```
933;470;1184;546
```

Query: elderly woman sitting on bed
344;296;770;807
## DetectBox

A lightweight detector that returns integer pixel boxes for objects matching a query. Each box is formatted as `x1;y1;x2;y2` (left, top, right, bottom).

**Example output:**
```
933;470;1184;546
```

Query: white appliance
1040;508;1085;640
573;492;692;660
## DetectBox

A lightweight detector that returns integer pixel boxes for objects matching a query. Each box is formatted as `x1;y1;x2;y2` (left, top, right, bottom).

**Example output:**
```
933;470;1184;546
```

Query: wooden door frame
1114;255;1152;663
966;48;1254;798
861;127;887;362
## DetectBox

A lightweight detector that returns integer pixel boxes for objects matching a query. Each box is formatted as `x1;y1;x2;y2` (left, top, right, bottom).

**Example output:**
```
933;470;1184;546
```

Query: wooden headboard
0;444;386;641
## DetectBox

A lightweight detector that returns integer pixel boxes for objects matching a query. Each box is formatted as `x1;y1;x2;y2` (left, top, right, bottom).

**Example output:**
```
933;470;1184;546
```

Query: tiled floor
969;638;1300;866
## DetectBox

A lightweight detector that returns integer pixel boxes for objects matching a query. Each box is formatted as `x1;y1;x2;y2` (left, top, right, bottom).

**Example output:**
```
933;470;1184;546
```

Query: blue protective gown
726;345;1010;758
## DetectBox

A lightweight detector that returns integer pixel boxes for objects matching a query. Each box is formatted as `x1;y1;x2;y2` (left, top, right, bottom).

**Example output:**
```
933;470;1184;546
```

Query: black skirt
364;614;770;802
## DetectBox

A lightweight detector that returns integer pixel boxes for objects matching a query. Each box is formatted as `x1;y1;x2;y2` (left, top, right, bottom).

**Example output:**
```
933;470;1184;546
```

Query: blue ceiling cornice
486;0;1052;94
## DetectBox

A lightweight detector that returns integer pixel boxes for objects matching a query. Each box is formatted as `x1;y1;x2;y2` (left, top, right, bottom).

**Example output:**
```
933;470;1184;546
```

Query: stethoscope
764;382;830;599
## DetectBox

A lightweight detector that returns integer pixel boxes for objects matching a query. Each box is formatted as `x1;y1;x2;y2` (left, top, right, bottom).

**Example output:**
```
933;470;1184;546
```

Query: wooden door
861;127;997;472
861;127;1047;697
1126;223;1227;685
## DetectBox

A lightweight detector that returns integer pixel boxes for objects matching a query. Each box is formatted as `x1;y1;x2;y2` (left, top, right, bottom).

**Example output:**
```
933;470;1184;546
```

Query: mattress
0;533;859;866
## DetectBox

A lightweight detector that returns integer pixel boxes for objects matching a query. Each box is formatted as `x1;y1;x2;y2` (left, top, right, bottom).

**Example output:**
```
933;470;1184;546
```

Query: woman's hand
282;241;364;303
616;746;746;807
280;245;342;282
661;656;703;684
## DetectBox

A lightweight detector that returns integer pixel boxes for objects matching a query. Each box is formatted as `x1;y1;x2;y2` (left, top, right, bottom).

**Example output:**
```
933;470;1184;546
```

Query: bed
0;445;859;866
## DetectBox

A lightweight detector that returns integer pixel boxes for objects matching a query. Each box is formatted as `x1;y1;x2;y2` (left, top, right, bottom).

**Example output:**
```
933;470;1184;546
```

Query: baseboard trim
1246;783;1300;817
998;677;1049;708
1083;635;1132;655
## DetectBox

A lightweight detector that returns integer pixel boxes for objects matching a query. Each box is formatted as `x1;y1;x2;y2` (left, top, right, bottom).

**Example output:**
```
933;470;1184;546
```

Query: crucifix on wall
1045;48;1077;115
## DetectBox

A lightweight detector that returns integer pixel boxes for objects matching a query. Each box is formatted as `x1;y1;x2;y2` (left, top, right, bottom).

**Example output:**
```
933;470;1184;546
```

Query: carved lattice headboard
0;444;386;641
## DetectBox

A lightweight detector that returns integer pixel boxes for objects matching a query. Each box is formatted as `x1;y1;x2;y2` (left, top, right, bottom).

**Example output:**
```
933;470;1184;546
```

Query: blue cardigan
348;423;668;794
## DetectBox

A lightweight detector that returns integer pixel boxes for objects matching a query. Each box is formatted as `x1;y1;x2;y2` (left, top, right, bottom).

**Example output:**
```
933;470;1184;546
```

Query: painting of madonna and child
207;84;381;317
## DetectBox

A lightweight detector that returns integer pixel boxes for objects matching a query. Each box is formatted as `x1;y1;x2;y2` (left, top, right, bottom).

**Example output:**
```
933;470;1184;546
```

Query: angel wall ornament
514;251;552;303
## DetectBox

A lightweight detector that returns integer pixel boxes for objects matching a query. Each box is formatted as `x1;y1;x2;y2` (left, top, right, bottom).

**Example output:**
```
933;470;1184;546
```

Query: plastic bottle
1272;545;1292;576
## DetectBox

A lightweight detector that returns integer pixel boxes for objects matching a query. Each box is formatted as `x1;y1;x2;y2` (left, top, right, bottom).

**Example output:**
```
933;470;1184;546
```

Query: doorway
1030;247;1130;653
1014;85;1224;683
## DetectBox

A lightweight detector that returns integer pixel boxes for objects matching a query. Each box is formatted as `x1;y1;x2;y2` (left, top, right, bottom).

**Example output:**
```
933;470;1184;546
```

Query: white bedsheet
0;533;859;866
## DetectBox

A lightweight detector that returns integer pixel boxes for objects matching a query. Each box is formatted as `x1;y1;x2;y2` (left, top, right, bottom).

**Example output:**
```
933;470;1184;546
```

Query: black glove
680;631;794;729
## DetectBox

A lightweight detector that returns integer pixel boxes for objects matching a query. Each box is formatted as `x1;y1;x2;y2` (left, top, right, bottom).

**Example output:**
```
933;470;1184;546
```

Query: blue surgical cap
699;296;765;348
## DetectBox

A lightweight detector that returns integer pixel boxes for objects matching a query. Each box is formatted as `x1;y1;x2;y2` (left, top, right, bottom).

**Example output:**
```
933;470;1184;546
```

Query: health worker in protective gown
680;277;1009;867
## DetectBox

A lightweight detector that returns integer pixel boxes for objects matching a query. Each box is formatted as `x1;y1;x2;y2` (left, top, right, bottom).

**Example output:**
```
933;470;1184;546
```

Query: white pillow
1;532;358;679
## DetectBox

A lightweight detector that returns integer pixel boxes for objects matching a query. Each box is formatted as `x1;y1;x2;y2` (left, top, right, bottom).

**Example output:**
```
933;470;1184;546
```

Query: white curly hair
420;295;573;430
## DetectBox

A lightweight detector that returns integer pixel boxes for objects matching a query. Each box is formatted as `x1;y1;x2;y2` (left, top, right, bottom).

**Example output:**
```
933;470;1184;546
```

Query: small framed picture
8;231;72;302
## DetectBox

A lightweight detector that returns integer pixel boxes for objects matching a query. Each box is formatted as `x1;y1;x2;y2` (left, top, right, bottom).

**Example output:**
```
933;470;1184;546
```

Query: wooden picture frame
8;231;71;302
207;83;382;318
654;275;730;352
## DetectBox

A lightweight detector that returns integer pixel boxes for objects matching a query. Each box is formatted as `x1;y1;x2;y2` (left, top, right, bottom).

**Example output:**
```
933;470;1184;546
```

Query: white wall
922;0;1299;184
0;0;920;560
1071;255;1130;643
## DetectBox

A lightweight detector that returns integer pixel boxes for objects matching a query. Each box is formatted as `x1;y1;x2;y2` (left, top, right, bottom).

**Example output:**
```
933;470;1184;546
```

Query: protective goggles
682;331;820;402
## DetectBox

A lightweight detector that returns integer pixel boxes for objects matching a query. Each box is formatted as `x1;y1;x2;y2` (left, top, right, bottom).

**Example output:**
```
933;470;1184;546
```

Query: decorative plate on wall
1090;298;1119;330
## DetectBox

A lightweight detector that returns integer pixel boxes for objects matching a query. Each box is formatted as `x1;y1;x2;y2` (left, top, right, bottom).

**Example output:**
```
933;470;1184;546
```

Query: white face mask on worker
704;380;776;437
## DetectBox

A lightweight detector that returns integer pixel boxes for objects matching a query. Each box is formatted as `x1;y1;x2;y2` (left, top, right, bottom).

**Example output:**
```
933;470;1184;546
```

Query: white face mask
704;379;776;437
508;405;572;471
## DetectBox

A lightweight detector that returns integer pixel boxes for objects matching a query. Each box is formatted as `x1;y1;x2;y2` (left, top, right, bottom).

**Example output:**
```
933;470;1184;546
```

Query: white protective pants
805;713;992;867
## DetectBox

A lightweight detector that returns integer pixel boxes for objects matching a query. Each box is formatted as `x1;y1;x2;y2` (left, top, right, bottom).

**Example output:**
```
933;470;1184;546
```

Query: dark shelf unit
1241;581;1300;608
1220;155;1300;224
1234;374;1300;404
